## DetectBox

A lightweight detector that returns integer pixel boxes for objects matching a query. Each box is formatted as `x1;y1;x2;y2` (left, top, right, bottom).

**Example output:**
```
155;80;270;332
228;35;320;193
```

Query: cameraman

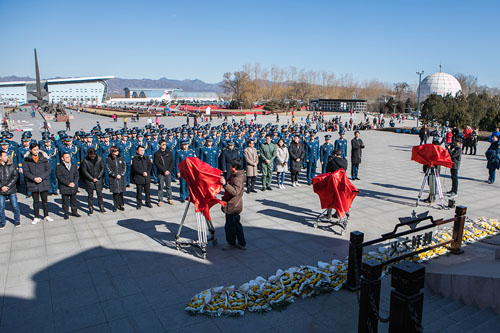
326;149;347;173
447;138;462;196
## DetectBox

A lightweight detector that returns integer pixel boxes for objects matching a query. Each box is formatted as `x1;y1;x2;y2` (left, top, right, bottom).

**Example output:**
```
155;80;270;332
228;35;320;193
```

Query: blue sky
1;0;499;87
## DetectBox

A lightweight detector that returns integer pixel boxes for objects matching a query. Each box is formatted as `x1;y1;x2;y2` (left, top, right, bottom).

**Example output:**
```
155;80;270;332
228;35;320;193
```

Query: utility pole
416;71;424;127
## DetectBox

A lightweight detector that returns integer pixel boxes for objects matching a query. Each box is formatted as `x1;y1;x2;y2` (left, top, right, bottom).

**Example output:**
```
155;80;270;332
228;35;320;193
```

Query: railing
347;206;467;332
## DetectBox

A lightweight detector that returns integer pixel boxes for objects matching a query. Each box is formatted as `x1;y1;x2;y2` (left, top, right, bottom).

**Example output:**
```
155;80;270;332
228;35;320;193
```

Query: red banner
411;144;453;168
312;169;358;218
177;157;226;221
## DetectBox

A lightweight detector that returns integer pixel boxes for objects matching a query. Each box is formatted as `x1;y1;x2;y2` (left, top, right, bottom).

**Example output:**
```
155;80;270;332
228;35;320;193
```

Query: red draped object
177;157;226;221
312;169;358;218
411;144;453;168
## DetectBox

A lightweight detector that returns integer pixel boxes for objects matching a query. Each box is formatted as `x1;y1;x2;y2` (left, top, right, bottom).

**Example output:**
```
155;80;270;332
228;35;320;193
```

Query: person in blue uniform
40;136;59;195
320;135;334;174
59;136;80;167
334;131;348;159
305;132;320;184
200;138;219;168
193;132;205;157
98;134;112;188
80;134;99;163
148;132;160;183
117;133;133;186
175;139;196;202
17;135;32;196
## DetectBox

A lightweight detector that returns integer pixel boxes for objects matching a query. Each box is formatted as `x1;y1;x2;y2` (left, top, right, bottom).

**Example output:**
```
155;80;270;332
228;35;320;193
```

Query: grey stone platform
0;111;498;332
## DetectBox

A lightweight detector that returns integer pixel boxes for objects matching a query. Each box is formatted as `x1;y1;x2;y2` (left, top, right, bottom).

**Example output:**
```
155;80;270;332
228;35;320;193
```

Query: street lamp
416;71;424;127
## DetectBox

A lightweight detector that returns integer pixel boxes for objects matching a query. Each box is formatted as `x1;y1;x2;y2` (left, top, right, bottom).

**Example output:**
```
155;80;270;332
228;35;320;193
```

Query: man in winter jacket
132;146;153;209
351;131;365;180
80;148;105;215
154;140;174;206
447;139;462;196
0;150;20;229
220;158;246;250
56;152;81;219
259;134;277;191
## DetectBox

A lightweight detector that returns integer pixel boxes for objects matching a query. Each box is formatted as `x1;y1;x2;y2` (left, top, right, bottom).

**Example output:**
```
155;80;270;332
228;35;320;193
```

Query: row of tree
422;93;500;131
221;64;394;109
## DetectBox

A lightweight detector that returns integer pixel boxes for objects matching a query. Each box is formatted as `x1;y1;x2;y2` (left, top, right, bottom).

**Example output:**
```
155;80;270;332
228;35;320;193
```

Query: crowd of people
0;117;366;229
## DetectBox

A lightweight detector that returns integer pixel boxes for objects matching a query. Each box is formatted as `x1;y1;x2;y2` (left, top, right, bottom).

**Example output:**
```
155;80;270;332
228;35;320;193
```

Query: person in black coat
419;125;429;145
80;148;105;215
56;152;81;219
131;146;152;209
0;150;20;228
106;146;126;211
326;149;348;173
288;135;305;187
153;140;174;206
222;142;239;179
351;131;365;180
447;138;462;196
22;143;53;224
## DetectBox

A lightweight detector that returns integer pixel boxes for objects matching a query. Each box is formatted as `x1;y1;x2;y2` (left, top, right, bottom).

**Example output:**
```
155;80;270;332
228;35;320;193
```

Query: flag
411;144;453;168
177;157;226;221
312;169;358;218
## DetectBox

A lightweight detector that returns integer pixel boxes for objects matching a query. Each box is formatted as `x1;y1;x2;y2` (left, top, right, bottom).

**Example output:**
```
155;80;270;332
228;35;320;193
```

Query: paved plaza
0;110;498;332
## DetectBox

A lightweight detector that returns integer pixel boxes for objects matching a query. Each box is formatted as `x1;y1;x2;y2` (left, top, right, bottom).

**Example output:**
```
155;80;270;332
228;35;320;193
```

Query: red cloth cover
411;144;453;168
177;157;226;221
312;169;358;218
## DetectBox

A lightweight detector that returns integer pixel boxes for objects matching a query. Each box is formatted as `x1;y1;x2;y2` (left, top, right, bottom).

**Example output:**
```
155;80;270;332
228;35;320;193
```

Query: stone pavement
0;111;499;332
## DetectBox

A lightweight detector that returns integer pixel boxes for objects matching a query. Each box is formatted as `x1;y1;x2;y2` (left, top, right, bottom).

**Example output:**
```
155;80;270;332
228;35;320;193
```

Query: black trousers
450;169;459;194
224;213;246;246
136;183;151;207
86;186;103;208
32;191;49;218
112;192;124;208
291;171;299;182
62;193;77;215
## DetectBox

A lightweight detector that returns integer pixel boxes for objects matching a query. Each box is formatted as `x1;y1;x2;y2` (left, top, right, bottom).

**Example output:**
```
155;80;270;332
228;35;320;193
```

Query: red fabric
411;144;453;168
177;157;226;221
312;169;358;218
462;128;472;139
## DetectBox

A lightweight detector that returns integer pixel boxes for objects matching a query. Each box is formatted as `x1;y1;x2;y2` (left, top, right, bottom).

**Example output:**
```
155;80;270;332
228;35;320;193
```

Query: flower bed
186;217;500;317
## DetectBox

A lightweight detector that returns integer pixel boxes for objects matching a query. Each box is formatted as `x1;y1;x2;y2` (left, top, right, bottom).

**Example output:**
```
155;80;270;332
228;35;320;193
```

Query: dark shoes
72;212;81;218
64;215;69;220
251;189;258;193
136;206;141;210
88;208;93;216
118;206;125;211
146;203;153;208
266;186;272;191
261;187;266;192
99;206;106;213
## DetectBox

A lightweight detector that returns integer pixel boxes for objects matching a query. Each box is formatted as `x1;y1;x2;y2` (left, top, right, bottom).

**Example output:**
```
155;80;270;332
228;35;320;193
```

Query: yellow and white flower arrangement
186;217;499;317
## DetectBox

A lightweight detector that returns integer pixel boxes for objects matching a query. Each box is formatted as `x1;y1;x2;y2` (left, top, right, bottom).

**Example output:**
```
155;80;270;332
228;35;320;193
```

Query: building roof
0;76;115;87
418;72;462;100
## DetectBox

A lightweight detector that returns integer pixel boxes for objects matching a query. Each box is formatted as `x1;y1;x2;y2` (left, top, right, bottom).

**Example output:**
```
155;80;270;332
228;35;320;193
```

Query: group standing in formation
0;117;365;228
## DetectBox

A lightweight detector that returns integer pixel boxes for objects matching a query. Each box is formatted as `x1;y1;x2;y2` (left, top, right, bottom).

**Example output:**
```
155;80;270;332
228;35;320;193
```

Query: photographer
326;149;348;173
447;138;462;196
220;158;246;251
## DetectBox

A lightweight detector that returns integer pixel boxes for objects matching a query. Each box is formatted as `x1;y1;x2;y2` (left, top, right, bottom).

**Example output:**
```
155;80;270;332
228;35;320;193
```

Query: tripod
175;201;217;259
315;208;349;235
416;166;445;209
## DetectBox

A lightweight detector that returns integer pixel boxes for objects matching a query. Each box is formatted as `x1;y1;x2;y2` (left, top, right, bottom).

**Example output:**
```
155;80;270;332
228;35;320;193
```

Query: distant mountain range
0;76;224;96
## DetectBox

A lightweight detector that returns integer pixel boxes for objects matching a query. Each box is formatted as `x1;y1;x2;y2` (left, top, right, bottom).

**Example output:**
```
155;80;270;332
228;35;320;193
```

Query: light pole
416;71;424;127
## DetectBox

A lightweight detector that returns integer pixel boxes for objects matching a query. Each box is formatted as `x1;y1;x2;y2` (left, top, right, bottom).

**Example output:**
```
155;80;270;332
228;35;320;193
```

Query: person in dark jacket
222;142;239;179
106;146;126;211
351;131;365;180
0;150;20;229
22;143;53;224
485;135;500;184
220;158;246;250
132;146;152;209
56;152;81;219
288;134;305;187
153;140;174;206
419;125;429;145
326;149;348;173
447;138;462;196
80;148;105;215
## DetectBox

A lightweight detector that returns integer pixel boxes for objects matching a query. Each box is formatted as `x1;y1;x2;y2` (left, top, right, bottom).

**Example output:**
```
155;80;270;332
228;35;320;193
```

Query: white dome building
418;72;462;100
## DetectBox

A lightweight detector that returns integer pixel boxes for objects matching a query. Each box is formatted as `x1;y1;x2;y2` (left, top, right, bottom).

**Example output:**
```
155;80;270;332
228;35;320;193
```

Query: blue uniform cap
181;139;189;145
0;139;9;145
325;135;331;139
339;131;345;135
